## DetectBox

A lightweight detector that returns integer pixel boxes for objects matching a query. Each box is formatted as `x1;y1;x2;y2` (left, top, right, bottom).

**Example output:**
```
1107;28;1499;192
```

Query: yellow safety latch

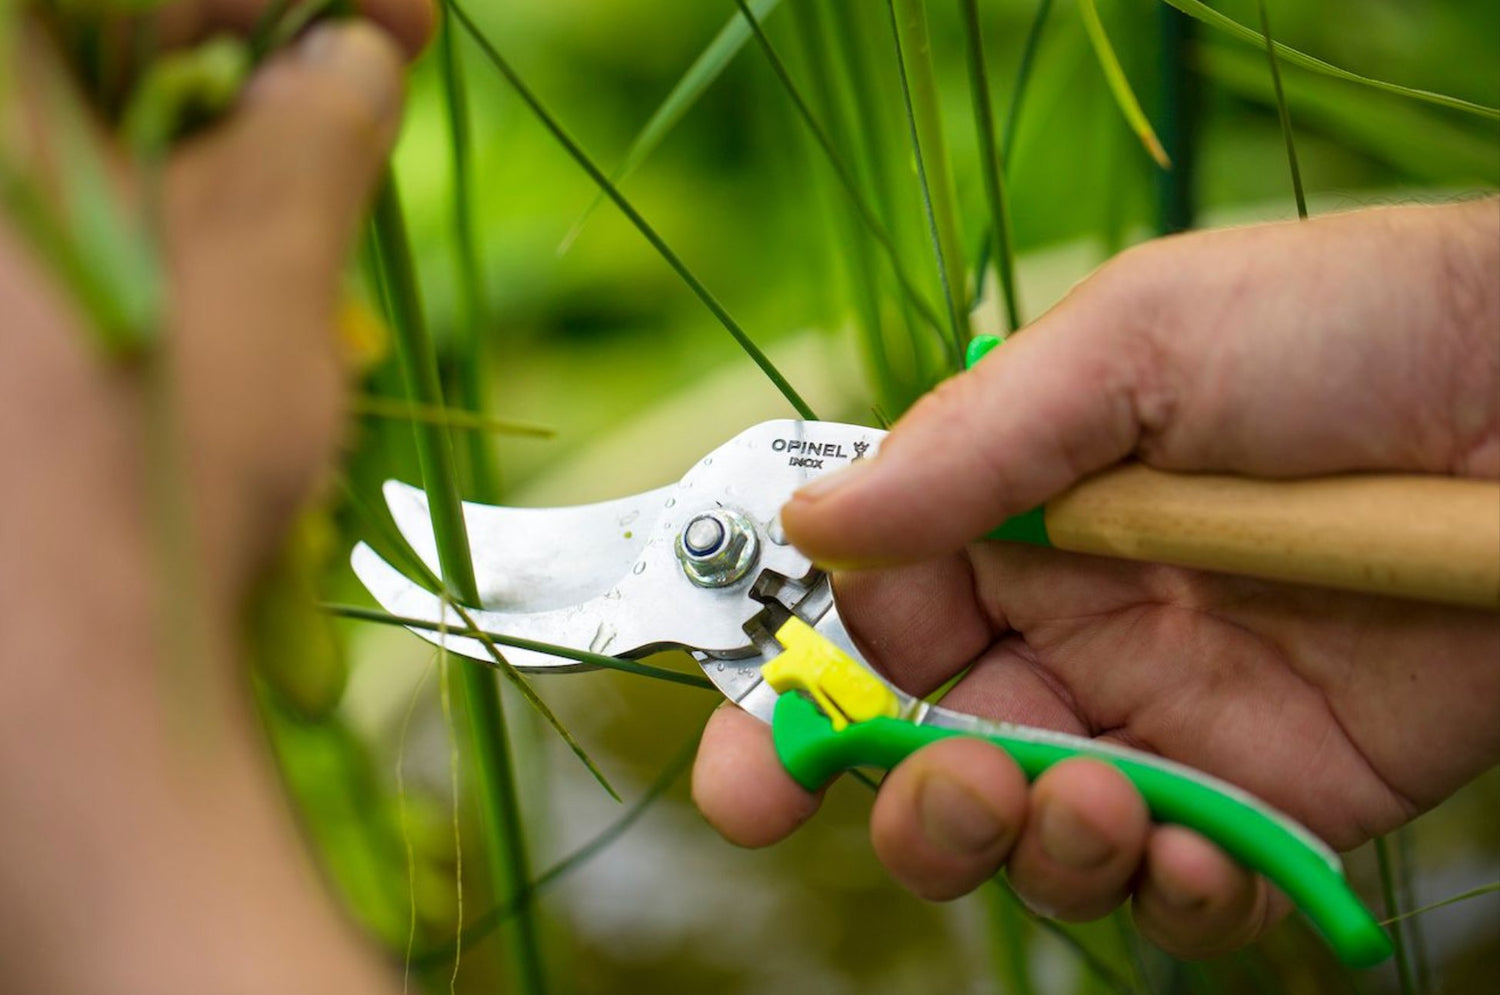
761;617;899;731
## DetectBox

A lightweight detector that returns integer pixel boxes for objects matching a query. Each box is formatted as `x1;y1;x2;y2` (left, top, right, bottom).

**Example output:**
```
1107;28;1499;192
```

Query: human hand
0;3;429;991
693;200;1500;958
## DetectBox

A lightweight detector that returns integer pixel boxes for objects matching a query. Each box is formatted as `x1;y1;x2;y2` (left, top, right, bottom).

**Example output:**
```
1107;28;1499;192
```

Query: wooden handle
1043;466;1500;609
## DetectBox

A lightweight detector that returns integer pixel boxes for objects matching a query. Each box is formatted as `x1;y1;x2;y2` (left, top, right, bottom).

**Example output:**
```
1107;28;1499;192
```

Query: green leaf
1198;41;1500;185
1255;0;1306;219
449;0;817;420
886;0;969;363
409;731;702;969
958;0;1021;333
324;603;715;691
1158;0;1500;120
1079;0;1170;168
351;395;554;438
559;0;782;254
3;62;164;355
732;0;945;342
1381;881;1500;927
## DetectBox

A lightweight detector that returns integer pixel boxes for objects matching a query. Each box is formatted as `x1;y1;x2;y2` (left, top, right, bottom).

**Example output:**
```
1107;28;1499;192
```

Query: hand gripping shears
352;411;1500;971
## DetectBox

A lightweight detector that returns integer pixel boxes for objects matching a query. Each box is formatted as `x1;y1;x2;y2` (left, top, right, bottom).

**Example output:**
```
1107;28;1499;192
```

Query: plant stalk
957;0;1021;333
448;0;817;420
369;174;548;994
886;0;969;364
1255;0;1306;219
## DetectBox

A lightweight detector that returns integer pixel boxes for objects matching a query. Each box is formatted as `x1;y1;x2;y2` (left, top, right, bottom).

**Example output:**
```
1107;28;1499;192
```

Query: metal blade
383;480;675;612
353;419;888;678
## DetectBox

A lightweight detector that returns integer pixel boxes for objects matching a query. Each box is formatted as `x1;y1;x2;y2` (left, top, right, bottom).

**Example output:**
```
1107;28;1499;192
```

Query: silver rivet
683;516;726;556
676;509;759;588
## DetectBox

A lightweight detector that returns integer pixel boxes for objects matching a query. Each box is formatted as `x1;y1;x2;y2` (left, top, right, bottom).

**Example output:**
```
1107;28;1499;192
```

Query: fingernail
1015;890;1059;920
1038;800;1113;869
296;23;400;120
791;457;875;503
919;774;1007;856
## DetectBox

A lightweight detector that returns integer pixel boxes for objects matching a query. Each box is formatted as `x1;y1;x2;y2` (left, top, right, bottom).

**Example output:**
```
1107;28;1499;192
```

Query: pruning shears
352;353;1499;970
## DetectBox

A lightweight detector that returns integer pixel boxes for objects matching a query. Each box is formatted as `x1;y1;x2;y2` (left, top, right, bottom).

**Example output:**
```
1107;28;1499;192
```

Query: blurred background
270;0;1499;991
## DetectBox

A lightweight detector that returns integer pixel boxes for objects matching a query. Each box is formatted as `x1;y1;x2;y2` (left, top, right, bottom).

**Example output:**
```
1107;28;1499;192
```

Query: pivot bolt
676;509;759;588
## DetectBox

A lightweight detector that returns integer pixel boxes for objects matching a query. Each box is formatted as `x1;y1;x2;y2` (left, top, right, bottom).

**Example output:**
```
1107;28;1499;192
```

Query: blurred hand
0;4;429;991
694;200;1500;959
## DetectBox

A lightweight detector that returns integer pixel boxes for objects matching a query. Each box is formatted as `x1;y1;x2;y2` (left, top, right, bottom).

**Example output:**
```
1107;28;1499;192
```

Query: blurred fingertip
368;0;437;58
691;704;820;849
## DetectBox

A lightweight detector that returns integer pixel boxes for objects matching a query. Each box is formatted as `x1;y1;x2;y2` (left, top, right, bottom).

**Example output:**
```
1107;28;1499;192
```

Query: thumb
782;203;1499;569
163;21;405;582
781;257;1160;568
168;20;404;313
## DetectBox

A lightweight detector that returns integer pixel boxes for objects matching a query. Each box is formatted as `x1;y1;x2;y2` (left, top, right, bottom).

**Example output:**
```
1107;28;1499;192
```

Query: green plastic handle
771;692;1393;969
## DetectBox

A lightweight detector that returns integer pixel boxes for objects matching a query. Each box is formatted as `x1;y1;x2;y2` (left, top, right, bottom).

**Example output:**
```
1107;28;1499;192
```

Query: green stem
437;0;502;496
734;0;944;341
821;0;934;394
982;881;1034;995
350;395;552;436
1001;0;1053;169
1156;0;1197;234
886;0;969;364
1375;835;1416;995
369;175;548;994
784;0;901;410
1396;828;1431;992
1156;0;1498;120
448;0;816;420
324;603;715;690
410;732;700;969
957;0;1021;333
1254;0;1306;219
1381;881;1500;926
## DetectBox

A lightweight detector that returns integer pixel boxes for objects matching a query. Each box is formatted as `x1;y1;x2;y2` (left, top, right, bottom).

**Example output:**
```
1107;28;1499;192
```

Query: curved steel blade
352;419;887;679
383;480;675;612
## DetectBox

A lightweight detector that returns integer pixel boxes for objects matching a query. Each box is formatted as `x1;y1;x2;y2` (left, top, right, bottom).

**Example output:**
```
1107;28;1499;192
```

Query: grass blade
1001;0;1054;170
1196;41;1499;185
885;0;969;365
1255;0;1306;219
339;482;626;800
969;0;1050;316
986;879;1139;995
1158;0;1499;120
436;649;464;993
982;882;1035;995
368;176;549;993
1080;0;1171;168
1156;1;1197;234
1375;834;1417;995
1397;828;1432;991
351;395;553;437
957;0;1021;333
559;0;783;254
435;0;501;498
410;731;702;969
784;0;905;410
449;0;816;420
325;604;716;691
1381;881;1500;927
733;0;946;340
1;46;165;355
809;0;940;400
